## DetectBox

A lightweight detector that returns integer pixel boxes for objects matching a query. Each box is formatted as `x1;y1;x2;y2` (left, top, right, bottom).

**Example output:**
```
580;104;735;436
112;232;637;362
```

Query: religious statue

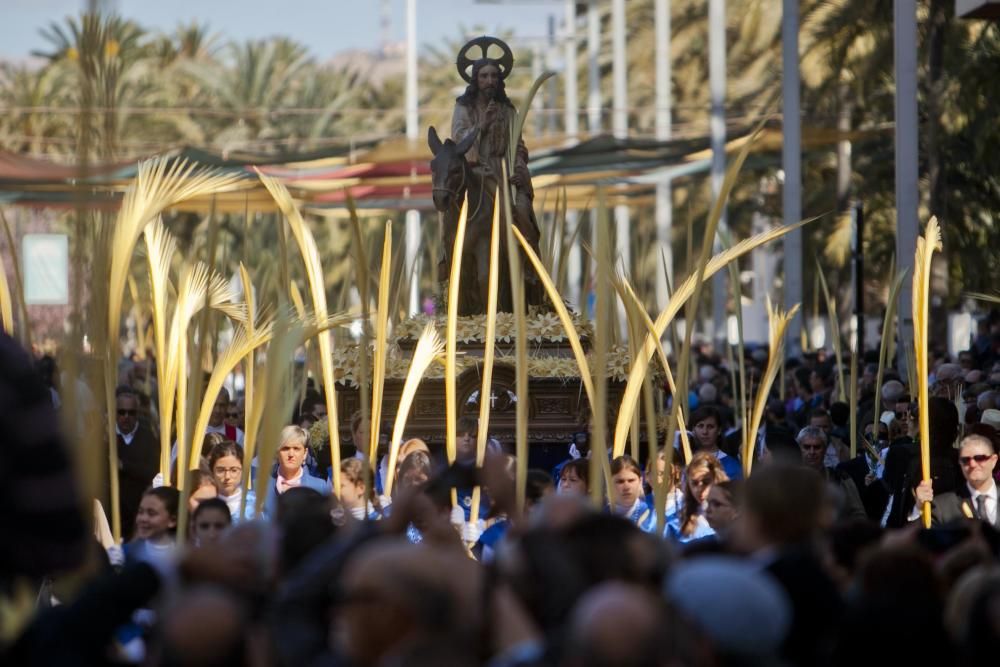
428;36;544;315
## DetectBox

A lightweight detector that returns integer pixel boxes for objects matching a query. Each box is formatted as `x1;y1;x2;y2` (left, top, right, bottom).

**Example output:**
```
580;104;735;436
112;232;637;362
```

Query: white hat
981;409;1000;433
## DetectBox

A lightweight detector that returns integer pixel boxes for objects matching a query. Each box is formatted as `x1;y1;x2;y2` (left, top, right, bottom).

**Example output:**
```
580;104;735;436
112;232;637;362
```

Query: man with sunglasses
115;385;159;540
914;434;999;527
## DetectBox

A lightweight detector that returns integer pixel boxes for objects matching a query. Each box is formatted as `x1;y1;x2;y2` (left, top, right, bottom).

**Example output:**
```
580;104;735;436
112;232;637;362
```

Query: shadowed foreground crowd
5;318;1000;667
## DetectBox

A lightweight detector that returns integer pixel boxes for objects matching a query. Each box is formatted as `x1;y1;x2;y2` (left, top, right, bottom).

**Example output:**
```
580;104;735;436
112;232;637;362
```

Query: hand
107;544;125;567
484;100;498;125
914;478;934;505
509;171;526;188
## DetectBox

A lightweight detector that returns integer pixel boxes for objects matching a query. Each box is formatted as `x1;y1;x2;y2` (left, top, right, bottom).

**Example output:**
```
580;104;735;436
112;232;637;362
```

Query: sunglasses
117;409;137;417
226;412;239;418
959;454;995;466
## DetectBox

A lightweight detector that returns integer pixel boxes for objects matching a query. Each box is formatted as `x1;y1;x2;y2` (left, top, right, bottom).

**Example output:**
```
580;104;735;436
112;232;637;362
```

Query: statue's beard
482;87;496;100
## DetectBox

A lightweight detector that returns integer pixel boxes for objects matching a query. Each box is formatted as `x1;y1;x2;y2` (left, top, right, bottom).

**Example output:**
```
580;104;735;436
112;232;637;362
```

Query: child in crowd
186;466;220;513
704;479;744;539
688;405;743;480
558;458;589;496
127;486;180;561
340;458;382;520
208;441;255;522
191;497;232;547
610;455;655;532
666;452;729;543
645;447;684;517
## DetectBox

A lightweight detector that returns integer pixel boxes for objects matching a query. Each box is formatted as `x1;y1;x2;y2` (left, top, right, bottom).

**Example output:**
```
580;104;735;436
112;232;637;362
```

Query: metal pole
782;0;803;354
587;0;602;133
709;0;728;347
405;0;420;315
564;1;581;306
894;0;918;374
564;0;579;140
612;0;630;274
852;202;864;356
655;0;673;310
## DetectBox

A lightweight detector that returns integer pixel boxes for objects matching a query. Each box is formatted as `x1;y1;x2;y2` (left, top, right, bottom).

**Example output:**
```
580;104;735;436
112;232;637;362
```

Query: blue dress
717;452;743;481
613;498;657;533
664;502;716;543
473;519;510;562
455;486;492;522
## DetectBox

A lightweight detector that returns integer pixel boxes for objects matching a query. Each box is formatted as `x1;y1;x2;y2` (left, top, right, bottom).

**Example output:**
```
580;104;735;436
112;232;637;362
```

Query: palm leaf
445;198;470;464
256;170;344;495
385;324;445;496
502;164;531;512
368;222;392;463
966;291;1000;305
612;218;815;458
104;158;240;541
913;217;942;528
142;217;177;481
871;262;908;460
743;301;799;477
469;192;503;529
616;275;693;461
816;260;846;402
0;248;14;335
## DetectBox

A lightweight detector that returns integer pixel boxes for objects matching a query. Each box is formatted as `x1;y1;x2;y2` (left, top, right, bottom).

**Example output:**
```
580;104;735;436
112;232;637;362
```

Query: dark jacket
928;482;1000;528
117;423;160;541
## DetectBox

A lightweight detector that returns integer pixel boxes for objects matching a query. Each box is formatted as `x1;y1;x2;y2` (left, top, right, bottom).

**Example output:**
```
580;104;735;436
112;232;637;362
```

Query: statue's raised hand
483;100;499;126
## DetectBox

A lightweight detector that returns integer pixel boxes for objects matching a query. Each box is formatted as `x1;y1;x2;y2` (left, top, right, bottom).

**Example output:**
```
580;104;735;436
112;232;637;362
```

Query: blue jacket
261;469;331;519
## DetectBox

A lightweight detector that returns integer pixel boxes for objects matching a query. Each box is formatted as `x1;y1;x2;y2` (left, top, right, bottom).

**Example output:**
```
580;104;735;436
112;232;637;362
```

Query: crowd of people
4;312;1000;666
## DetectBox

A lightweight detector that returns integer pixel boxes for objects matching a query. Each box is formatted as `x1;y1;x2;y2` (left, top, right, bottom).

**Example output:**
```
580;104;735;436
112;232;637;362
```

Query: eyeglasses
959;454;995;467
117;409;137;417
226;412;239;418
213;466;242;477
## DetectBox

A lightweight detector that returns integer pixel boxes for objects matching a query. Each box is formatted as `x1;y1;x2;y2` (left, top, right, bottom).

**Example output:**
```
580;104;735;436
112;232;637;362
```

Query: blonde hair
340;457;382;513
680;451;730;537
279;424;309;450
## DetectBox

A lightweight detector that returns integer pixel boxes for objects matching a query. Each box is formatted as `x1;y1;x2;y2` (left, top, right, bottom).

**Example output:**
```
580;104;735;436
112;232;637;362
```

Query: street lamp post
782;0;803;354
406;0;420;315
709;0;728;348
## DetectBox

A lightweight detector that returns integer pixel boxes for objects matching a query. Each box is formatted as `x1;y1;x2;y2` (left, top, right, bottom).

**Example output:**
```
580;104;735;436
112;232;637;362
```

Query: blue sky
1;0;560;60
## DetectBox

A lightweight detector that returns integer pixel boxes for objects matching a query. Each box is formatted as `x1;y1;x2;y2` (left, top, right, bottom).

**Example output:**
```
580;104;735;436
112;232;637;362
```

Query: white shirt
117;424;138;446
969;480;998;525
219;489;244;521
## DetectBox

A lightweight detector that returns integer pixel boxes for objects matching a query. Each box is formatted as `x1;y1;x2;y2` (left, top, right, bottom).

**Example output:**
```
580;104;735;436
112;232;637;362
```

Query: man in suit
262;425;330;519
116;386;160;540
914;433;999;527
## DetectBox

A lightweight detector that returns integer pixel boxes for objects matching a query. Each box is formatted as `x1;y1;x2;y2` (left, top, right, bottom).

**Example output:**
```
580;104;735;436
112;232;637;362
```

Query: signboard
23;234;69;305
